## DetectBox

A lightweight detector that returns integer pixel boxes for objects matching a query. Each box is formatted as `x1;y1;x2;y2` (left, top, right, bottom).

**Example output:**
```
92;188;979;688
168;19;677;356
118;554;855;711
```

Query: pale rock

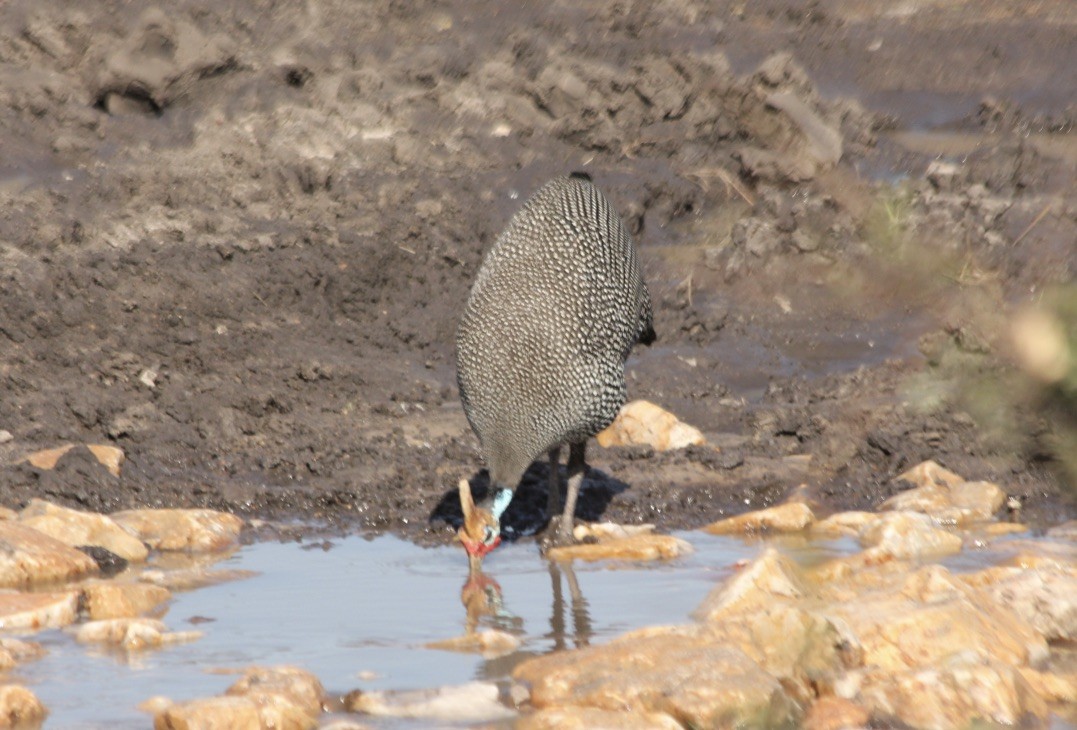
803;695;870;730
0;431;11;444
82;582;172;620
594;400;705;450
0;685;47;728
517;707;683;730
0;591;79;631
19;499;148;561
811;511;877;538
572;522;655;541
857;652;1049;728
0;521;98;587
701;604;851;701
0;508;17;521
993;538;1077;569
967;563;1077;641
225;666;324;728
857;511;963;559
75;618;202;650
1018;666;1077;704
0;638;44;671
513;634;799;728
20;443;124;476
346;682;514;723
926;160;961;191
881;470;1005;524
968;521;1028;540
817;565;1047;672
810;551;910;596
111;509;244;552
138;696;174;715
547;533;691;563
425;629;521;658
1047;520;1077;540
1010;306;1071;384
157;666;323;730
896;460;965;489
139;566;257;591
694;547;805;622
154;696;261;729
318;721;373;730
704;502;815;535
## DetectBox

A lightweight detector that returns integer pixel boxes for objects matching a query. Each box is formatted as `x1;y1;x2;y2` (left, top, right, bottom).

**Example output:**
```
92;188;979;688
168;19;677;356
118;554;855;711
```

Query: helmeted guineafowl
455;172;655;567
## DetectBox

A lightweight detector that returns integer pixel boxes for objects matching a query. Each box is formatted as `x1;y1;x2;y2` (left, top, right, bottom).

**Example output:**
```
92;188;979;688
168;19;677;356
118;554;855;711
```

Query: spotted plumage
455;173;654;557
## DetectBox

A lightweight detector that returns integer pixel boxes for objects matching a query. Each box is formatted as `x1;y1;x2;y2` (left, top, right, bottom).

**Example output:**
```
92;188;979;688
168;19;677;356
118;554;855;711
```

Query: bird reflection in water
459;560;593;651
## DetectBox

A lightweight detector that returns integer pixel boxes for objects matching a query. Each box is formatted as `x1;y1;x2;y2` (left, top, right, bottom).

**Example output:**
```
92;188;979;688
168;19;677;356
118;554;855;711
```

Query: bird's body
455;173;654;560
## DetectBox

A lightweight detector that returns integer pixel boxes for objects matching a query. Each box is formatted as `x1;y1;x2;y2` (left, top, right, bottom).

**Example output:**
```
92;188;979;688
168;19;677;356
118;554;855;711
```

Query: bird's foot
539;515;577;552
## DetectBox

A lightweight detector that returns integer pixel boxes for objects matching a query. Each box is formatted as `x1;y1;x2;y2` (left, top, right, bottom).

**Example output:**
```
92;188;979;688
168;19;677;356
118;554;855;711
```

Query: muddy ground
0;0;1074;545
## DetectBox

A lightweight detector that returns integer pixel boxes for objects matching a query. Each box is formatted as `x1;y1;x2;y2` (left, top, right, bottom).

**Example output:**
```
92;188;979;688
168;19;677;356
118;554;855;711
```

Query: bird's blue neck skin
491;487;514;521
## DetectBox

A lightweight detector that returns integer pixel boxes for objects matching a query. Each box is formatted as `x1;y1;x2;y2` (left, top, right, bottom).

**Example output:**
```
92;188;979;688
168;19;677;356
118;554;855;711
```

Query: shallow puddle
11;531;854;728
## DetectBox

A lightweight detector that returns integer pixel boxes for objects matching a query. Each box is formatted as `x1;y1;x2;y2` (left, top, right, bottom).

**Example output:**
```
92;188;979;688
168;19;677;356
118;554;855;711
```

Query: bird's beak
468;551;484;574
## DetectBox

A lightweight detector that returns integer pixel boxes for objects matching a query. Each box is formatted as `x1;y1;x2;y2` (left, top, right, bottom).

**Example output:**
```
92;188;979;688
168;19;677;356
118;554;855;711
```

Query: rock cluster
512;461;1077;729
0;457;247;725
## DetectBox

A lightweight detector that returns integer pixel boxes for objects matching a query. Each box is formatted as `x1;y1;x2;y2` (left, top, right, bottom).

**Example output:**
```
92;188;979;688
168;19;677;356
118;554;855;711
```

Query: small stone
896;460;964;489
346;682;514;723
111;509;244;552
425;629;521;658
139;566;257;591
82;582;172;620
0;591;79;631
881;468;1006;524
546;533;692;563
0;431;12;444
0;685;47;728
75;618;202;650
703;502;815;535
137;696;174;715
20;500;149;562
20;443;123;476
926;160;962;191
572;522;655;541
791;230;819;252
0;522;98;587
595;400;705;451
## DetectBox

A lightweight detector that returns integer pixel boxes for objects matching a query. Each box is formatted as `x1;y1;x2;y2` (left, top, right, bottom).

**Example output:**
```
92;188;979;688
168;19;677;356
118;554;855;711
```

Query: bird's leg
557;441;586;544
546;446;562;518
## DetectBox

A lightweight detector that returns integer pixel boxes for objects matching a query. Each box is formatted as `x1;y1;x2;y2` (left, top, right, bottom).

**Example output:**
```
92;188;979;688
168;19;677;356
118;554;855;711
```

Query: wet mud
0;0;1074;543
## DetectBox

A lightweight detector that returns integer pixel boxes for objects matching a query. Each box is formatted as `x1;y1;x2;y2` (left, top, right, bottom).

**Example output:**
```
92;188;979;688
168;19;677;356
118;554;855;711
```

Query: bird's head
457;479;501;571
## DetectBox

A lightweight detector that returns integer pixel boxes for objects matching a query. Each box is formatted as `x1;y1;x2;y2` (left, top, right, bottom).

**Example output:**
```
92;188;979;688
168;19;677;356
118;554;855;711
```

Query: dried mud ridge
1;0;1075;542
